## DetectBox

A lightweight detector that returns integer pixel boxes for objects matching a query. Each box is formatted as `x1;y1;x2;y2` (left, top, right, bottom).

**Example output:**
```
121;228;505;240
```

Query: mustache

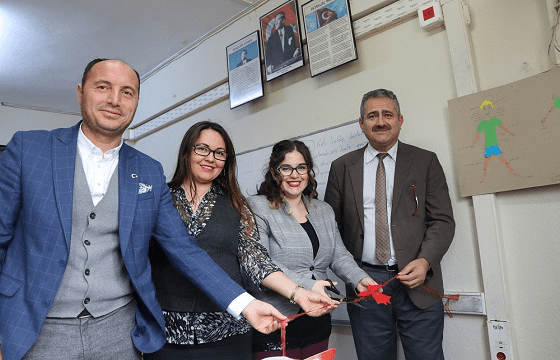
373;125;391;131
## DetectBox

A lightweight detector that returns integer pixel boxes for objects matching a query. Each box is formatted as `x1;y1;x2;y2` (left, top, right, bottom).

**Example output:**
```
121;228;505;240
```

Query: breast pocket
137;191;154;201
0;272;22;297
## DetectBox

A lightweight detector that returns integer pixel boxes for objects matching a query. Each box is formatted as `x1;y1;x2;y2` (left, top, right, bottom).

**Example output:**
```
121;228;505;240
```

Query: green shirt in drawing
477;117;501;148
554;96;560;109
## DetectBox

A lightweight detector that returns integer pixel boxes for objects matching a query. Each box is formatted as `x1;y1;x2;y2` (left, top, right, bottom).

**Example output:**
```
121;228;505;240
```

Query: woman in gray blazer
249;139;375;360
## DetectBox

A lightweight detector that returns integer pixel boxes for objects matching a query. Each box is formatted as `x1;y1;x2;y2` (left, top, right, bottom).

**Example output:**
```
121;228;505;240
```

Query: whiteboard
236;119;368;324
236;119;368;200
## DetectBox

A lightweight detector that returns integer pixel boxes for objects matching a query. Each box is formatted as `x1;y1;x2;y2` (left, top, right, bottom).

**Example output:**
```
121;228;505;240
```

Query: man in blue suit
0;59;286;360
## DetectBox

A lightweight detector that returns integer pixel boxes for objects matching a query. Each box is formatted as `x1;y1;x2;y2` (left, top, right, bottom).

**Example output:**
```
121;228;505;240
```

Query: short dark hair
81;58;141;96
360;89;400;119
257;139;317;209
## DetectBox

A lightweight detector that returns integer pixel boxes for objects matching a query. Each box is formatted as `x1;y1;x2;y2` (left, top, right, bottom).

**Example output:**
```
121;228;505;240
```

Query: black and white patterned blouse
163;183;281;345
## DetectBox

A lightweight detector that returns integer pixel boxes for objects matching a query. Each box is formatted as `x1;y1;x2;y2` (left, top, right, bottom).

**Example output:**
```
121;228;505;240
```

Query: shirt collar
364;141;399;164
78;123;124;159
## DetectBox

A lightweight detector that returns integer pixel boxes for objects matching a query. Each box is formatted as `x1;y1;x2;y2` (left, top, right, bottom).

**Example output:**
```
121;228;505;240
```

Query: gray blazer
248;194;369;316
324;141;455;309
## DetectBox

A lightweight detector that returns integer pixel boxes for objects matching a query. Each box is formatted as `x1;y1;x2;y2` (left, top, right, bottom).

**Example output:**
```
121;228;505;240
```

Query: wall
130;0;557;358
468;1;560;358
0;105;79;144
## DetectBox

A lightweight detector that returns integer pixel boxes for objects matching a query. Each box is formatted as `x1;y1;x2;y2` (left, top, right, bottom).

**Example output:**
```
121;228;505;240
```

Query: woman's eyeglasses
193;144;228;161
277;163;308;176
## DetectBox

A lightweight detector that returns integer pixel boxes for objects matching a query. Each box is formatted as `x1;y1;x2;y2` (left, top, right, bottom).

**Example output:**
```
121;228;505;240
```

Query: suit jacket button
309;266;314;271
84;269;90;276
89;212;96;219
83;298;90;304
84;240;91;246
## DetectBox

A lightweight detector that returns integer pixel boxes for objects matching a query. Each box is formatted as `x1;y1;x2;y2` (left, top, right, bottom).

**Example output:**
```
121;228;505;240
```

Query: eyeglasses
192;144;228;161
277;163;308;176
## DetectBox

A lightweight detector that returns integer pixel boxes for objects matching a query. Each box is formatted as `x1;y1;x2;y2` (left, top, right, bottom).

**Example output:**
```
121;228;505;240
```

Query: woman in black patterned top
146;121;336;360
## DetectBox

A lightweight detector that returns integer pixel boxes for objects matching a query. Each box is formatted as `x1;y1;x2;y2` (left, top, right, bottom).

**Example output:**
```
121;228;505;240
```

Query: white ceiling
0;0;258;115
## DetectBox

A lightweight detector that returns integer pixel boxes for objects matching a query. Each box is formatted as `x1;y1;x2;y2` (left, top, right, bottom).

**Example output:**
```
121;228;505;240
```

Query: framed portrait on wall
226;31;264;109
302;0;358;77
260;0;304;82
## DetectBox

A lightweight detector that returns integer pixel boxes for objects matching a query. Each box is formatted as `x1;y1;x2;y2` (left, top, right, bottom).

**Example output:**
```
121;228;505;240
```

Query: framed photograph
226;31;264;109
302;0;358;77
260;0;304;82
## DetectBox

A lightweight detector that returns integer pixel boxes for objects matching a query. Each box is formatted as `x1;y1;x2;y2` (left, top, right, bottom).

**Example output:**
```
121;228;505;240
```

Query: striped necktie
375;153;390;263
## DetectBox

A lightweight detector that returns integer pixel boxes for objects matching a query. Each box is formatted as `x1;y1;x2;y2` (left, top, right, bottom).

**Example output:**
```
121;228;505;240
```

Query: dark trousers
144;330;252;360
348;266;444;360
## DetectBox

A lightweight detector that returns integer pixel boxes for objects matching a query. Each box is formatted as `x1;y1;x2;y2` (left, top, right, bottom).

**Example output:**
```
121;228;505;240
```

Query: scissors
325;279;365;308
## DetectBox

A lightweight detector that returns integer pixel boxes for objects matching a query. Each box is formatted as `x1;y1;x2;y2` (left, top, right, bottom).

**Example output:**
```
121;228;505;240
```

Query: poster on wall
226;31;264;109
302;0;358;77
448;66;560;197
260;0;305;82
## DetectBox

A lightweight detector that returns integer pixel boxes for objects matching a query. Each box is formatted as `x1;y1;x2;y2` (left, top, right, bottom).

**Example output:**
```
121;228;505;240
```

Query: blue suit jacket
0;123;245;360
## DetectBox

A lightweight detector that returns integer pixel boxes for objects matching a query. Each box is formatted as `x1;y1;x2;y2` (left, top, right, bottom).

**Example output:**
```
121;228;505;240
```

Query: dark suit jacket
265;25;299;69
324;141;455;309
0;123;245;359
236;57;252;68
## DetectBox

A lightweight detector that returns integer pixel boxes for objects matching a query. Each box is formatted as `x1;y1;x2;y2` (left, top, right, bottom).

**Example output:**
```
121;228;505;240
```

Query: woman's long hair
168;121;254;233
257;139;318;209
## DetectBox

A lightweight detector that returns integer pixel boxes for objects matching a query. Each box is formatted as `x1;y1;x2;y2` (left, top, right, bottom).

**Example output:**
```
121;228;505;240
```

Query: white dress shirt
362;141;399;266
77;125;122;206
77;124;252;318
279;28;285;51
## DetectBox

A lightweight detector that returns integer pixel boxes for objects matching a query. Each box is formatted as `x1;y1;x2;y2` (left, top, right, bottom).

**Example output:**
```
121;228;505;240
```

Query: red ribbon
356;274;460;317
279;277;460;356
419;284;460;318
280;312;307;356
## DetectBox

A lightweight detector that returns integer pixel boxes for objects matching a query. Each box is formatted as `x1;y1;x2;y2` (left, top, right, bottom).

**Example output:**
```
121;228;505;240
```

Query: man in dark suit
265;11;301;74
236;49;252;68
324;89;455;360
0;58;286;360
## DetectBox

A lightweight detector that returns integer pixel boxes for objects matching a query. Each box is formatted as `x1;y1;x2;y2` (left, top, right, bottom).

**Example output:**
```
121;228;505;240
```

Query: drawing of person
471;99;517;182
